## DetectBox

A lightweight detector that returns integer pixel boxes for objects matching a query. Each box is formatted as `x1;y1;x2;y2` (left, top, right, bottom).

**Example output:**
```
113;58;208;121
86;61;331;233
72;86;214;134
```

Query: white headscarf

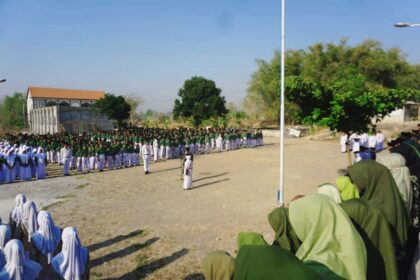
0;225;11;271
31;211;61;264
377;153;412;211
317;183;342;204
11;195;27;224
0;239;41;280
21;201;38;242
52;227;88;280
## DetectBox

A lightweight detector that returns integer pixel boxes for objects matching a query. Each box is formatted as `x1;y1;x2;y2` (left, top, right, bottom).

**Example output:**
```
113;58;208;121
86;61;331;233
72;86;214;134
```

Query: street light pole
394;22;420;28
278;0;285;206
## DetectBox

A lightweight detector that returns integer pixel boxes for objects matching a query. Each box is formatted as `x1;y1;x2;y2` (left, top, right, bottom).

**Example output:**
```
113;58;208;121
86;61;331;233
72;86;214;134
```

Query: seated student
201;251;235;280
8;194;26;240
268;194;367;280
21;200;39;251
0;239;41;280
30;210;62;280
0;225;11;271
316;183;342;203
52;227;90;280
341;199;399;280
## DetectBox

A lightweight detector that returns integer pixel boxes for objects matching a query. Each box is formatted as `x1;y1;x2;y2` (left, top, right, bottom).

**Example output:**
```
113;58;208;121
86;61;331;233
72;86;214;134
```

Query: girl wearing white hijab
9;195;26;240
0;225;11;271
183;155;193;190
52;227;90;280
35;148;47;180
377;153;412;211
30;211;62;279
21;201;38;250
0;239;41;280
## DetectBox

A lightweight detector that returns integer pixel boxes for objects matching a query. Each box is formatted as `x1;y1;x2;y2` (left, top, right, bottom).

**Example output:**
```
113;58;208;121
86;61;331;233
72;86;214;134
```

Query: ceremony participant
340;133;348;153
201;251;235;280
30;211;62;279
142;142;151;174
4;150;16;183
376;130;385;152
341;199;398;280
183;155;193;190
317;183;342;203
0;225;11;271
268;207;301;253
288;194;367;280
21;201;39;249
52;227;90;280
97;143;105;172
0;239;41;280
35;148;47;179
60;144;72;176
9;194;26;240
348;160;410;250
153;138;160;162
18;148;32;181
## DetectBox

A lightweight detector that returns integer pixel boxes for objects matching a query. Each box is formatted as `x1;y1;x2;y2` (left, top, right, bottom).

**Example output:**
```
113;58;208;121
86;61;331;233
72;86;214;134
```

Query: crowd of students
202;127;420;280
0;194;90;280
0;127;263;183
340;130;386;162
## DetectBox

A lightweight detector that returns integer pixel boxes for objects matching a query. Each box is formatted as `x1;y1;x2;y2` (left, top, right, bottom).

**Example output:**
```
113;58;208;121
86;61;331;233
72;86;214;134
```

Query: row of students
202;130;419;280
0;194;90;280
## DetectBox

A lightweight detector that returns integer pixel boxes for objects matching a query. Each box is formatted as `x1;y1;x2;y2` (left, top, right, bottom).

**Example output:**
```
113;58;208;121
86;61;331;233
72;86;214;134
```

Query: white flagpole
278;0;285;206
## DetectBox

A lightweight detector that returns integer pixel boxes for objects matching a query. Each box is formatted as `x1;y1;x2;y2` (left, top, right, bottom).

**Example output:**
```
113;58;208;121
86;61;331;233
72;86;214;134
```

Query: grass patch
75;183;89;190
90;271;103;278
135;252;151;268
42;200;66;211
56;193;75;199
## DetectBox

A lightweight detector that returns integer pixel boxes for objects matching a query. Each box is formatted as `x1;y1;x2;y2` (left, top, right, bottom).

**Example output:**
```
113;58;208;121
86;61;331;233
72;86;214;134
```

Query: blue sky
0;0;419;112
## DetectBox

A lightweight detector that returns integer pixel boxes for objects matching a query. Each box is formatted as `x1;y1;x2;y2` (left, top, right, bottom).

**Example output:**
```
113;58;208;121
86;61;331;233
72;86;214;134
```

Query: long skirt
183;174;192;190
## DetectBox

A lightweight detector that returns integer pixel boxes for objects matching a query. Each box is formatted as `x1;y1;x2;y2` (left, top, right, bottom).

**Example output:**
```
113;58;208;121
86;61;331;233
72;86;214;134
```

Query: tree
124;94;144;125
173;76;228;126
0;92;26;129
245;39;420;124
93;93;131;127
285;76;417;134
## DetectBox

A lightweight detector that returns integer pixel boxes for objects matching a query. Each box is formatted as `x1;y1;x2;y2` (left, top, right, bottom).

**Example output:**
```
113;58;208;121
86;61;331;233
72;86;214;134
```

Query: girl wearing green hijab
347;160;409;249
289;194;367;280
268;207;301;253
201;251;235;280
237;232;268;249
340;199;398;280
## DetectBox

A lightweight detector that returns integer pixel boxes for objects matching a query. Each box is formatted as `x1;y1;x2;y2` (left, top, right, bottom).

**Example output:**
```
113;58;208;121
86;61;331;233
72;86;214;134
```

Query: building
27;86;114;134
381;101;420;123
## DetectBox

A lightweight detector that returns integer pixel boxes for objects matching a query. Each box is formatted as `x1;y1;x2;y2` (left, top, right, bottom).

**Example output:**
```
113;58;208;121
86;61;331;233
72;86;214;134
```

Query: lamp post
394;22;420;28
278;0;285;206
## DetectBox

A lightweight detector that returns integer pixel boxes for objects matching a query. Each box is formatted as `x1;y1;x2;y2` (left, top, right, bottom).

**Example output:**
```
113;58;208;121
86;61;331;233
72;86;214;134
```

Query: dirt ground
1;137;351;279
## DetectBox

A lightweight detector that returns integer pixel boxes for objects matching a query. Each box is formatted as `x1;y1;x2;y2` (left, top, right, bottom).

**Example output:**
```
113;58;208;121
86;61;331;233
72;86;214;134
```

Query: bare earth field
0;137;350;279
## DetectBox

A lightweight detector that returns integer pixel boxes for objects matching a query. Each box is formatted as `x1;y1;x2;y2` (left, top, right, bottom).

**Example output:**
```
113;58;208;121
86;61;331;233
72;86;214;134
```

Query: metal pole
278;0;285;206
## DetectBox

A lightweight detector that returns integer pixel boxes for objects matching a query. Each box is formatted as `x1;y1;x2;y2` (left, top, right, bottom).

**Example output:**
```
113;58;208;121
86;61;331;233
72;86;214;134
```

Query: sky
0;0;419;112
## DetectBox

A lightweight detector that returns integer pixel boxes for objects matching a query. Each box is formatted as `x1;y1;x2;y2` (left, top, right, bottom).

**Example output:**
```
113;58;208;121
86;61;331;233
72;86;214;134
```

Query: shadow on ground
105;248;189;280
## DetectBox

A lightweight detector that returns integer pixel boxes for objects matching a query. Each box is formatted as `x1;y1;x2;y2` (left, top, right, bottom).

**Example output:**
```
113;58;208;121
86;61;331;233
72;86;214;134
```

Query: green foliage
93;93;131;127
0;92;26;129
173;76;228;127
245;39;420;126
286;76;417;133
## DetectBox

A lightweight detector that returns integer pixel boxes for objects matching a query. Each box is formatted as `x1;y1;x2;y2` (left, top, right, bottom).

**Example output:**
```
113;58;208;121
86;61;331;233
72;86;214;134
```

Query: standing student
142;142;151;174
35;148;47;179
376;130;385;152
340;133;348;153
183;155;193;190
153;138;160;162
60;144;72;176
97;143;106;172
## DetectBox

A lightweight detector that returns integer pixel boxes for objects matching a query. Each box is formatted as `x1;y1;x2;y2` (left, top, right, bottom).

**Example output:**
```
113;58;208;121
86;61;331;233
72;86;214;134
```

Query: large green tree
173;76;228;126
0;92;26;129
245;39;420;124
93;93;131;127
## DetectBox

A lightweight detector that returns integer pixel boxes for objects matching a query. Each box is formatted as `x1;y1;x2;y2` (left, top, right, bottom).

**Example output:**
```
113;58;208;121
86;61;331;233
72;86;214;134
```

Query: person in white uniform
60;144;72;176
183;155;193;190
340;133;348;153
142;142;151;174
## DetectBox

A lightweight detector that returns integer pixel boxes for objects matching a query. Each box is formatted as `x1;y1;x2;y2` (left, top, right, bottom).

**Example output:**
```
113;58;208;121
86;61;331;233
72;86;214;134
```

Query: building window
59;101;70;106
46;101;58;107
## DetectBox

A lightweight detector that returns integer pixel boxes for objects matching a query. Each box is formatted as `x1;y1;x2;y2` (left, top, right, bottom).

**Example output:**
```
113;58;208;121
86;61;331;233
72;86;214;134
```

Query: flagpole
278;0;285;206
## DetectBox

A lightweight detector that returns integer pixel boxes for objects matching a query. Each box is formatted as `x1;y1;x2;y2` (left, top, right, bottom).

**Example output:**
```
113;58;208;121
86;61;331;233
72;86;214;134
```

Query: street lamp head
0;79;6;83
394;22;411;28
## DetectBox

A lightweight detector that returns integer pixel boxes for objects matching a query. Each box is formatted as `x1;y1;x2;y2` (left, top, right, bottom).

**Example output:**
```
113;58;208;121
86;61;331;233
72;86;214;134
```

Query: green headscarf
268;207;301;253
234;245;327;280
348;160;409;248
336;176;360;201
202;250;235;280
289;194;367;280
317;183;342;203
341;199;398;280
237;232;267;249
